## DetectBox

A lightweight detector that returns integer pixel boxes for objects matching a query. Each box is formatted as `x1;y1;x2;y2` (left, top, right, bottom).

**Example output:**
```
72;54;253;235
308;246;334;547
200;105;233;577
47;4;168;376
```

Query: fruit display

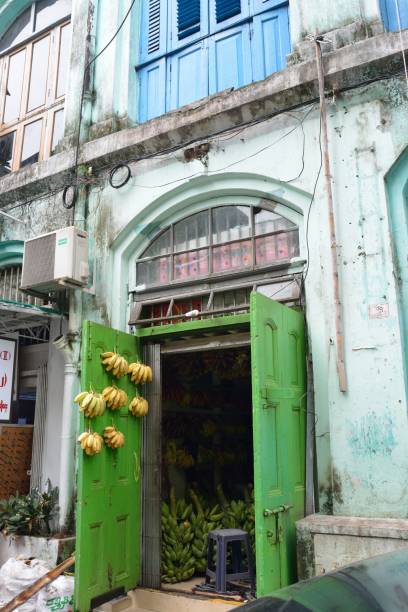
189;490;223;573
74;390;106;418
128;362;153;384
161;489;195;583
78;431;104;456
103;426;125;449
129;396;149;417
100;351;129;378
164;440;194;469
102;386;128;410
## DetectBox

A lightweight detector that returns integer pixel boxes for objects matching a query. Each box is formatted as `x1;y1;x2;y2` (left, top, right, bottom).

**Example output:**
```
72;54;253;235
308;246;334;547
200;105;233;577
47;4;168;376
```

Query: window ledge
1;30;407;207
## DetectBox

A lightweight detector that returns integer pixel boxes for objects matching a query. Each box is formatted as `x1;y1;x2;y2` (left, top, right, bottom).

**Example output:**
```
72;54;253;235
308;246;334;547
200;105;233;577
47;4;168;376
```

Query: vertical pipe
315;40;347;393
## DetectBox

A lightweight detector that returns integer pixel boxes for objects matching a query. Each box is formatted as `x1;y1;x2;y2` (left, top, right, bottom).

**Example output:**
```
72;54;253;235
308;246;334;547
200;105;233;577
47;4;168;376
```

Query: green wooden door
75;322;142;611
251;292;306;596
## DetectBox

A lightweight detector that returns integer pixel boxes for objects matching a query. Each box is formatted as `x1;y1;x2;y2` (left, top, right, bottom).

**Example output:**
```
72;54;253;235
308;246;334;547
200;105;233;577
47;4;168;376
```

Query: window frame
135;204;300;290
0;13;70;173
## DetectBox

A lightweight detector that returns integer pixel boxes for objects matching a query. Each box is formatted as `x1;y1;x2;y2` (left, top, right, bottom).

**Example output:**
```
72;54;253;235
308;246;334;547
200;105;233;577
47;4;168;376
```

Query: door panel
251;292;306;596
168;41;208;109
75;322;142;612
208;24;252;95
252;6;290;82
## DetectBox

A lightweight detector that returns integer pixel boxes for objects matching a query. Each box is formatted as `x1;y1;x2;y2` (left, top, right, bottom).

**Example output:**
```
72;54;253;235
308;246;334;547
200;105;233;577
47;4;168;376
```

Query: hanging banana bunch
129;396;149;417
128;362;153;384
100;351;129;378
103;426;125;449
102;385;128;410
77;431;104;456
74;390;106;418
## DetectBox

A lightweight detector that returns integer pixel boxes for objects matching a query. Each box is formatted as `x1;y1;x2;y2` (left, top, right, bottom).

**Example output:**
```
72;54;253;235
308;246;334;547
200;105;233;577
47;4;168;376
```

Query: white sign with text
0;339;15;421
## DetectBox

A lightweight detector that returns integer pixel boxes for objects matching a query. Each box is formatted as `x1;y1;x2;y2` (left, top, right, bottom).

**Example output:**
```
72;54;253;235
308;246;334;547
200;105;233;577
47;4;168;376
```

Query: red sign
0;339;15;421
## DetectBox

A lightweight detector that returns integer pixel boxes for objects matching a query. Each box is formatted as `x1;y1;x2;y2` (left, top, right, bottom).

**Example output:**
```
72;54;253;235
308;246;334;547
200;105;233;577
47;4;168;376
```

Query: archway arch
108;172;311;329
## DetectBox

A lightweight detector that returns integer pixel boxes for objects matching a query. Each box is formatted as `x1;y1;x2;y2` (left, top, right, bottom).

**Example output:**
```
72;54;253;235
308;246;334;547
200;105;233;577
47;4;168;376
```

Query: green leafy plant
0;480;59;537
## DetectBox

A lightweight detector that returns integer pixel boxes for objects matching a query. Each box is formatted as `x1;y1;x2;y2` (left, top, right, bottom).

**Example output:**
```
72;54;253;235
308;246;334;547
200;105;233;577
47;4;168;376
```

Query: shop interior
161;346;255;591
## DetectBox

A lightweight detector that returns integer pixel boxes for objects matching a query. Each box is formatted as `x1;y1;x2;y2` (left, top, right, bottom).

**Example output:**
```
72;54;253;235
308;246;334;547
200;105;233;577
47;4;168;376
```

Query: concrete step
94;587;240;612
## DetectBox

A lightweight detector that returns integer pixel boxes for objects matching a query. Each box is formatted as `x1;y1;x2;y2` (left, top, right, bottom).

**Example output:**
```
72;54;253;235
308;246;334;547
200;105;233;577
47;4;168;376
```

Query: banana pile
102;386;128;410
74;391;106;418
189;490;223;573
103;426;125;449
128;362;153;384
129;396;149;417
78;431;104;455
161;492;195;584
101;352;129;378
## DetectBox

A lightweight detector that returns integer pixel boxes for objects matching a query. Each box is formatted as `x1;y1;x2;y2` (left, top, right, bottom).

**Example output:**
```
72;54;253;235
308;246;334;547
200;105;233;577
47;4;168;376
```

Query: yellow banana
101;351;115;359
74;391;88;404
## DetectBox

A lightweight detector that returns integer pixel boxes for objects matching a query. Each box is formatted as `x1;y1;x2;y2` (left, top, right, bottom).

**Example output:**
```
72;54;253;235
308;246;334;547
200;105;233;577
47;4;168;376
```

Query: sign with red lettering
0;338;16;421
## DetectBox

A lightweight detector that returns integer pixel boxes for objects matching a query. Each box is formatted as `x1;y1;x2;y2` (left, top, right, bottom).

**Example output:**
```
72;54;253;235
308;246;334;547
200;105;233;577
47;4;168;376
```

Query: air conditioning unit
21;227;89;295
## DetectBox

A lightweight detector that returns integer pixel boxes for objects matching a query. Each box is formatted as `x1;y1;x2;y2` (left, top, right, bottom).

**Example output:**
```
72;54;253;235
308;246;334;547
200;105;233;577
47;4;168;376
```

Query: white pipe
54;330;79;530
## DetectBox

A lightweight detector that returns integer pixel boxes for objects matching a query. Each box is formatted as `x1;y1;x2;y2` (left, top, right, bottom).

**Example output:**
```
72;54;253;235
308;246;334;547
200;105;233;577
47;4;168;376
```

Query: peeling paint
347;412;397;457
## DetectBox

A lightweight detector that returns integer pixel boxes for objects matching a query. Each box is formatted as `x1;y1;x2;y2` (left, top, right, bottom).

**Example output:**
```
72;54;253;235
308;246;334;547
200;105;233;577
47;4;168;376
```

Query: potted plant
0;481;75;567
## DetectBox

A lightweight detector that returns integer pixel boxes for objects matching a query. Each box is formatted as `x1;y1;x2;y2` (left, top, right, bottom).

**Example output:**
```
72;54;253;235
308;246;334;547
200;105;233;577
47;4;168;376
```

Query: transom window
136;205;299;288
0;0;71;176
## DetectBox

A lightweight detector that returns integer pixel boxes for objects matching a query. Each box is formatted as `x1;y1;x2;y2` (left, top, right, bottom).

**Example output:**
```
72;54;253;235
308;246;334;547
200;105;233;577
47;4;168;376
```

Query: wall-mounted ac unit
21;227;89;295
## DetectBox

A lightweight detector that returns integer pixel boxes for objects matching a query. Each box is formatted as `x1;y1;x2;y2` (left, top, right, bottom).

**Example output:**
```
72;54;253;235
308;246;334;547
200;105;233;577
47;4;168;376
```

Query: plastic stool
205;528;255;594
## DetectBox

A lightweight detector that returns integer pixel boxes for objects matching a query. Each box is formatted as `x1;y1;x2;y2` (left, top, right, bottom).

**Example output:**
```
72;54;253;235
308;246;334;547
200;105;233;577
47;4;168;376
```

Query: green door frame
136;306;306;595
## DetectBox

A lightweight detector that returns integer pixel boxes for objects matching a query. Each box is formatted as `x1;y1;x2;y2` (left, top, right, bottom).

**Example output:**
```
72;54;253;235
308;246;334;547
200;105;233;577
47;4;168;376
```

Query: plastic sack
37;575;74;611
0;557;50;611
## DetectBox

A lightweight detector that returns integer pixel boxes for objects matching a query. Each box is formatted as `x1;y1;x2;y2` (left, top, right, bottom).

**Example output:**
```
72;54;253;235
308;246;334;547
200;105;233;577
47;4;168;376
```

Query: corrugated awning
0;298;61;334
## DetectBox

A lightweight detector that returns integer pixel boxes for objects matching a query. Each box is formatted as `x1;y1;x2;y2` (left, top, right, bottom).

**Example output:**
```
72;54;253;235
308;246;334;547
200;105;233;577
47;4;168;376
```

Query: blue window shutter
168;41;209;109
177;0;201;39
252;5;290;82
168;0;208;50
210;0;249;32
216;0;241;23
208;23;252;94
252;0;288;16
139;0;168;63
138;58;167;121
380;0;408;31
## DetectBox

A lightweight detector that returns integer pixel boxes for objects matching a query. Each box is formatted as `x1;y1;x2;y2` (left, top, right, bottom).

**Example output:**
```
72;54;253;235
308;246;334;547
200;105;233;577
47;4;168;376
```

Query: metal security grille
0;265;42;306
216;0;241;22
21;233;55;288
148;0;161;54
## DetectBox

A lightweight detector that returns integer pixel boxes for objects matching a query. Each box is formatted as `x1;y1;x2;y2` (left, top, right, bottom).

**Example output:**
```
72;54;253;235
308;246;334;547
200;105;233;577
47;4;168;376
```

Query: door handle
263;504;293;517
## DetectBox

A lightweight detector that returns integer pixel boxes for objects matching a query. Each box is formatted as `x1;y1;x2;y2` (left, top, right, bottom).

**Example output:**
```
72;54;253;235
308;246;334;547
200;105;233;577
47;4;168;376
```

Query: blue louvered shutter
140;0;168;63
252;0;287;16
210;0;249;32
169;0;208;50
380;0;408;31
138;0;168;122
251;4;290;82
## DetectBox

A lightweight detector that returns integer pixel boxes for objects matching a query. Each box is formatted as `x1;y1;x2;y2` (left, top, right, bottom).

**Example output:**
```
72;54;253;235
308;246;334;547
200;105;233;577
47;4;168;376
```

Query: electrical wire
73;0;138;174
4;66;407;212
302;109;323;284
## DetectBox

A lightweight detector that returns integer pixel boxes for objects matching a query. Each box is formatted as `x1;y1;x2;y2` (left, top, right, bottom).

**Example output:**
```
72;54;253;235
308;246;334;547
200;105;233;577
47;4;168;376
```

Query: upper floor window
136;204;299;289
137;0;290;122
0;0;71;176
380;0;408;32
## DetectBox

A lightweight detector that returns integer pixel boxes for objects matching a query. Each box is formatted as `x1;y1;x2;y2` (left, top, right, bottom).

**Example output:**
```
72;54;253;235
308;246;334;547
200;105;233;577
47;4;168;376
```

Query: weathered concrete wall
75;76;408;518
297;514;408;579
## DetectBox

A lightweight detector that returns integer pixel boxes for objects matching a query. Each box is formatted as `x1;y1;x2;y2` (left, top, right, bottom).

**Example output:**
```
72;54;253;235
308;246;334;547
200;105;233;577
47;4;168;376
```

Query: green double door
75;293;306;610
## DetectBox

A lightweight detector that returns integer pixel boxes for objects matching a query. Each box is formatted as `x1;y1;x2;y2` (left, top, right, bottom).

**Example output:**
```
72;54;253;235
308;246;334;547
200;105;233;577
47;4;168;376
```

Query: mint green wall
385;148;408;404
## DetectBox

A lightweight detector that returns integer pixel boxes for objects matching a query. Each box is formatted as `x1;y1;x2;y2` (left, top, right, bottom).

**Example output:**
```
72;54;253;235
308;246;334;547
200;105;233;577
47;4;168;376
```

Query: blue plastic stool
205;528;255;594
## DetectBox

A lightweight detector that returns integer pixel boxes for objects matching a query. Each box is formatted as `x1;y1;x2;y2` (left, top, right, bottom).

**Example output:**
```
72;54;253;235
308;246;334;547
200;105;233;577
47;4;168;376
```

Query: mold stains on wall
347;411;396;456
